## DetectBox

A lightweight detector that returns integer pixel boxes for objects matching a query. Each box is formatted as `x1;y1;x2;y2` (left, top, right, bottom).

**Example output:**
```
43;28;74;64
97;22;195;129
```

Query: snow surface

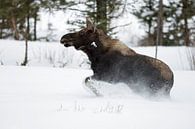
0;39;195;129
0;66;195;129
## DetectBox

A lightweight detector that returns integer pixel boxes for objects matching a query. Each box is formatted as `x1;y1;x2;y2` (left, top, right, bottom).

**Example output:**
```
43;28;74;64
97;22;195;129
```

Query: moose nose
60;38;66;44
64;44;71;47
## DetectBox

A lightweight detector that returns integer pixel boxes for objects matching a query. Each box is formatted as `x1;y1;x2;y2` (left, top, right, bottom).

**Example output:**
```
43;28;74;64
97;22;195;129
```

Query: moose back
60;18;174;97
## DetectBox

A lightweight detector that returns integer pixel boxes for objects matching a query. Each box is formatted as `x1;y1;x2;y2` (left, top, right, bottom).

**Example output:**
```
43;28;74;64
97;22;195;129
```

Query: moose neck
82;29;114;70
84;39;106;63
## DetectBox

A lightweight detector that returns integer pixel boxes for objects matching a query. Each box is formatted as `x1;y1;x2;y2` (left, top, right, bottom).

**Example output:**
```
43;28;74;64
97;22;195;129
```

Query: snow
0;40;90;68
0;66;195;129
0;40;194;70
0;39;195;129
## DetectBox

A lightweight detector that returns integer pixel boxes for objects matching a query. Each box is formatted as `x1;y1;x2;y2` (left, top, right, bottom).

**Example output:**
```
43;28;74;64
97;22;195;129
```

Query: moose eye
79;31;85;36
86;30;93;34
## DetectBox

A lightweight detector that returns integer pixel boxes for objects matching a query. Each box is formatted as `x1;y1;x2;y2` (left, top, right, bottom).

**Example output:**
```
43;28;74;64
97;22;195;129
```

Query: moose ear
86;17;96;32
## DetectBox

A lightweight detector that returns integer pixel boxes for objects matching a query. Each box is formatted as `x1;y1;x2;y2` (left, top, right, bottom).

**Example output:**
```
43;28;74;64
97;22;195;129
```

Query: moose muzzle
60;37;73;47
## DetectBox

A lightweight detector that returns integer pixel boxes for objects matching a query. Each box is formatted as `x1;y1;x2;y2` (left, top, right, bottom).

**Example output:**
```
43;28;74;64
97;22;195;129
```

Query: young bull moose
60;18;174;97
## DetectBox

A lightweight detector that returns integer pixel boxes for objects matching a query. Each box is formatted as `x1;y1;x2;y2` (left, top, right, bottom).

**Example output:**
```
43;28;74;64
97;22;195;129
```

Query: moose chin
60;17;174;97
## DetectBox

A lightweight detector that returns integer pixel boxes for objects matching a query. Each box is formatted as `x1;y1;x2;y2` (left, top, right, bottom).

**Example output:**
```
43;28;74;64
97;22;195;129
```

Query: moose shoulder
60;18;174;97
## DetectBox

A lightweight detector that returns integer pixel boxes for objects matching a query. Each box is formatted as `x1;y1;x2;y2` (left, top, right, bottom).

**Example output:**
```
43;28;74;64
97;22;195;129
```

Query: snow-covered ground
0;66;195;129
0;39;195;129
0;40;194;70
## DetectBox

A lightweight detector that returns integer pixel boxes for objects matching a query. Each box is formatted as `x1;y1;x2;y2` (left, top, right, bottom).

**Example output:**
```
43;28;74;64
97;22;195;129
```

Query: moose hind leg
149;81;172;97
84;77;102;96
161;82;172;97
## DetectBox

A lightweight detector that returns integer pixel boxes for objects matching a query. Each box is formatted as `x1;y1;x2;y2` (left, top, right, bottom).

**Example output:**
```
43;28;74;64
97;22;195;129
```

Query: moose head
60;18;105;52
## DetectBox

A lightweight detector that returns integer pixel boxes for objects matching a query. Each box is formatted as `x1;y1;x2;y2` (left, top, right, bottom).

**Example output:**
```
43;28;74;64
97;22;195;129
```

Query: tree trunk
21;21;28;66
182;0;190;46
0;18;3;39
26;2;30;41
158;0;163;46
27;16;30;40
96;0;107;33
11;15;19;40
156;0;163;58
21;2;30;66
33;11;37;41
21;33;28;66
148;0;153;45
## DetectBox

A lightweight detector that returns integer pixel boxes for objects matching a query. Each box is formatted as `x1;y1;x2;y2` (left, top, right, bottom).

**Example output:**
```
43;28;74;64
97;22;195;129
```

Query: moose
60;18;174;97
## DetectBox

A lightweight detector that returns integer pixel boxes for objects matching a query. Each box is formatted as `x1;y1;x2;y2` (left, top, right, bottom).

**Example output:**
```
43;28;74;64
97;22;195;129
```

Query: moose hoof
84;77;102;96
85;77;91;84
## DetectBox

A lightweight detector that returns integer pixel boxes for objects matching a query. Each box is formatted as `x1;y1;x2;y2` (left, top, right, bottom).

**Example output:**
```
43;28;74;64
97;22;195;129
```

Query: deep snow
0;66;195;129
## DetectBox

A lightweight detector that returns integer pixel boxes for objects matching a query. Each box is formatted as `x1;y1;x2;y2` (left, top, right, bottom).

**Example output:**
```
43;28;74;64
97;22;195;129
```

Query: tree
0;0;36;40
163;0;195;46
64;0;126;35
155;0;163;58
133;0;195;46
133;0;159;45
181;0;195;46
32;5;39;41
21;26;29;66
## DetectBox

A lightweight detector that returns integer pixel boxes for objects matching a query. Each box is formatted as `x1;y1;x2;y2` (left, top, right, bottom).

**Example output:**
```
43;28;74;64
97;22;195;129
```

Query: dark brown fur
60;18;174;97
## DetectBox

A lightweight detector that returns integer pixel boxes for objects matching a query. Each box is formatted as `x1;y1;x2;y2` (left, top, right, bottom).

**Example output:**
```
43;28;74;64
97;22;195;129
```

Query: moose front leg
84;76;102;96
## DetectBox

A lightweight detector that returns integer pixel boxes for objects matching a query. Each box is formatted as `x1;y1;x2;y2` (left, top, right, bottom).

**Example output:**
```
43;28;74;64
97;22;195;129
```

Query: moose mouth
63;43;86;51
60;38;86;50
64;44;72;47
76;45;86;50
60;37;74;46
61;40;74;47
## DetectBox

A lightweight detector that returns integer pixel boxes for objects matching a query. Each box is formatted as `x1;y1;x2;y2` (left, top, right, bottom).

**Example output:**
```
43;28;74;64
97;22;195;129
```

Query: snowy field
0;40;194;70
0;40;195;129
0;66;195;129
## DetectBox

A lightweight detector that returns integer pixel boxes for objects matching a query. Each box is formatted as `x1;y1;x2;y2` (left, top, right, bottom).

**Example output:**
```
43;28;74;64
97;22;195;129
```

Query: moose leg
84;76;102;96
